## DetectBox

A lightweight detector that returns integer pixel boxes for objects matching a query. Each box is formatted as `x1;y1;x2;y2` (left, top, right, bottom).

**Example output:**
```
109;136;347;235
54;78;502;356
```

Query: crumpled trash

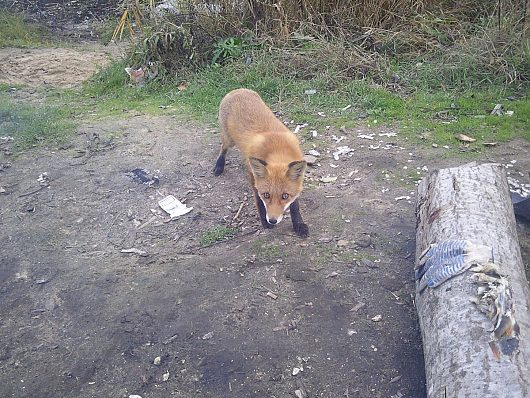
131;168;159;186
159;195;193;218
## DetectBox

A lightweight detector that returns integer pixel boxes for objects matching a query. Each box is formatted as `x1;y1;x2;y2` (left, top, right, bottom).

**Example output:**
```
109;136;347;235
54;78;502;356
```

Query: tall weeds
113;0;529;88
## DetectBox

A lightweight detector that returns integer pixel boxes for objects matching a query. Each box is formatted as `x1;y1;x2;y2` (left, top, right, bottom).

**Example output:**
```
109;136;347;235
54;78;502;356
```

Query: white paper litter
159;195;193;218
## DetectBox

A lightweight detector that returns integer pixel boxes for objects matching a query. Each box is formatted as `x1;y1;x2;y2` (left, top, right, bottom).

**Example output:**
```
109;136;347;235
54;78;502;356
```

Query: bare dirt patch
0;45;119;87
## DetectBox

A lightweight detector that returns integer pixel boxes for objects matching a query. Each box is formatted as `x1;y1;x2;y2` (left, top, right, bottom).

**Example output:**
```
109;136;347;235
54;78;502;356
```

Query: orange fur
214;88;308;236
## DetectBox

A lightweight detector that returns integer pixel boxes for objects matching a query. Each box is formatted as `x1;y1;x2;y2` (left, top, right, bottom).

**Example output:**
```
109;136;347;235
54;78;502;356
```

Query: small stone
162;371;169;381
371;314;383;322
337;239;348;247
153;356;161;365
292;367;301;376
355;235;372;248
303;154;317;165
201;332;213;340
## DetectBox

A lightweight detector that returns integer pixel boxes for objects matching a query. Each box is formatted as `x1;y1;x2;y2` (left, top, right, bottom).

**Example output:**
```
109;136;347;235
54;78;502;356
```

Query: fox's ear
287;160;307;181
249;157;268;178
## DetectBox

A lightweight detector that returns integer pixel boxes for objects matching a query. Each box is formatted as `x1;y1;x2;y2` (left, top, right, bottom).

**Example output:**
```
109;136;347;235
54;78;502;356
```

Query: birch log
415;163;530;398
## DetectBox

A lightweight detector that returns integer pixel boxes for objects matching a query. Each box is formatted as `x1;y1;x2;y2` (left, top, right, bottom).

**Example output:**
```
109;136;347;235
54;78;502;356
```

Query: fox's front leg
289;199;309;238
253;188;274;229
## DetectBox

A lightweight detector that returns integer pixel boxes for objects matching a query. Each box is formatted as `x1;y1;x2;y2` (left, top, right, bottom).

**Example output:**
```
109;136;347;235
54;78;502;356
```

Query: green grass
0;88;75;150
249;237;283;261
0;11;48;48
200;225;238;246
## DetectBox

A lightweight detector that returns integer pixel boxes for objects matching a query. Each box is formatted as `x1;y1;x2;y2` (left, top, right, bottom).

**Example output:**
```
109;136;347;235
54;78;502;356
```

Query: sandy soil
0;45;119;87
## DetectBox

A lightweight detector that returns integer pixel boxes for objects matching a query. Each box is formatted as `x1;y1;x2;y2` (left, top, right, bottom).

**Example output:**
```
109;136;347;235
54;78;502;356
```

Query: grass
249;237;283;261
0;88;75;150
0;11;49;48
200;225;238;246
83;53;528;147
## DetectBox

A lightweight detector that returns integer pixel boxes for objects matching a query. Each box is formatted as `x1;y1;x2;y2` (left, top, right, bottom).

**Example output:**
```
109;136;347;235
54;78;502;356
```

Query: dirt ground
1;45;529;398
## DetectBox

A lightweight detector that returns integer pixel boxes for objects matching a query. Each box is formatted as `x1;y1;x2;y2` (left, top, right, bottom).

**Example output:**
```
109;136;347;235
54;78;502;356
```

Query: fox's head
249;157;307;225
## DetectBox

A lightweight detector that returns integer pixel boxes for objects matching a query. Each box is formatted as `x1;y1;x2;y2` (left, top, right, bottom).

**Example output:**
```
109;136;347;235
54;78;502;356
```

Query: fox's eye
282;193;289;200
263;192;270;199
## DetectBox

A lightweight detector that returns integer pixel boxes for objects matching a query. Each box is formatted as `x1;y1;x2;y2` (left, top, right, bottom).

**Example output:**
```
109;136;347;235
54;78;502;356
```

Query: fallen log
415;163;530;397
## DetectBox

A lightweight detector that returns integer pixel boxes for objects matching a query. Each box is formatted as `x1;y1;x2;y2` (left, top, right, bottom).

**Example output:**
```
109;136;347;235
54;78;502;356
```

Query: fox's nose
268;218;278;225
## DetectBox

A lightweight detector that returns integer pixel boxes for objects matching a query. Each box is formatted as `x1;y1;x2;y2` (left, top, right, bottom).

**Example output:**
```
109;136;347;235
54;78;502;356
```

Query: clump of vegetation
0;11;48;48
200;225;238;246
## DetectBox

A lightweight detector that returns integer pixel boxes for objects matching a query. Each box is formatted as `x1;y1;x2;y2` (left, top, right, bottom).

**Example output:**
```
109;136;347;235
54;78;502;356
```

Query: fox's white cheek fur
261;198;284;224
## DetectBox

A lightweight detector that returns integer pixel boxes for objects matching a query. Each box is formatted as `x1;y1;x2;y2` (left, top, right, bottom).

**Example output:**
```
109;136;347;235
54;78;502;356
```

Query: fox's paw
213;165;224;176
294;223;309;238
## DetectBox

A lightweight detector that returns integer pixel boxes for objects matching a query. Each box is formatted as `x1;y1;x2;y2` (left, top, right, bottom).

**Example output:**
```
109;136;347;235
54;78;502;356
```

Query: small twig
18;184;49;198
230;201;246;224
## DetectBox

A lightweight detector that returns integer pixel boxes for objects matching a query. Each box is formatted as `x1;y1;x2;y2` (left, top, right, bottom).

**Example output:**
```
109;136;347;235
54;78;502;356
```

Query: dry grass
111;0;529;87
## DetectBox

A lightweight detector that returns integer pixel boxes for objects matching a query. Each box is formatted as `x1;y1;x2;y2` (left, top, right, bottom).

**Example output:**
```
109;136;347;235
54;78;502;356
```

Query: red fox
213;88;309;237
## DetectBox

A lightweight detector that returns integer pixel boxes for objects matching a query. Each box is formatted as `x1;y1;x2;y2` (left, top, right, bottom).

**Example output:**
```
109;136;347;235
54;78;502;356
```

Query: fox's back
218;89;301;160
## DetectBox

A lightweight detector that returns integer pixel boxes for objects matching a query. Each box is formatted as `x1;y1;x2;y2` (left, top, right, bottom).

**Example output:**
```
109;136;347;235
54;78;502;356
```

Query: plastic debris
332;146;353;160
159;195;193;218
37;172;49;186
304;89;316;95
415;240;493;292
371;314;382;322
308;149;321;157
154;356;161;365
490;103;503;116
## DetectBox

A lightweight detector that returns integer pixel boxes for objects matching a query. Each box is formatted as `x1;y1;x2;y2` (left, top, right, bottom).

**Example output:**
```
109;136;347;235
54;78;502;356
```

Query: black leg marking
254;189;274;229
290;199;309;238
213;152;226;176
